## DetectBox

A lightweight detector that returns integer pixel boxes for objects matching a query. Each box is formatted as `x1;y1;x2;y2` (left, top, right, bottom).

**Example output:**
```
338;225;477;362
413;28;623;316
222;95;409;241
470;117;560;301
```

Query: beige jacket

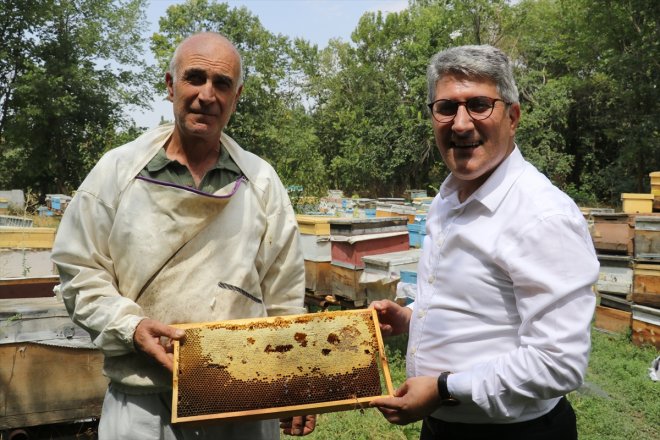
52;123;306;393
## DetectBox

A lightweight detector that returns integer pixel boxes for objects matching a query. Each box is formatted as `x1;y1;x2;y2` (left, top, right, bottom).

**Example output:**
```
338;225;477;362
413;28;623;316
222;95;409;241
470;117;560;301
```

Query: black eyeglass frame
427;96;512;123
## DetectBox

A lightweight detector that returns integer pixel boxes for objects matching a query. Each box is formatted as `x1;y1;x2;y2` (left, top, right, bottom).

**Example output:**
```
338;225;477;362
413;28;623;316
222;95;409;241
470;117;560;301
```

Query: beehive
621;193;654;214
172;309;393;424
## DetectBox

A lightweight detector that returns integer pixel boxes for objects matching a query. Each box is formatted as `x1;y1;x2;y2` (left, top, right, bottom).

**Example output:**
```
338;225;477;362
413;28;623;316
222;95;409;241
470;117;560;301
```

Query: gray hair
168;32;244;87
426;45;519;104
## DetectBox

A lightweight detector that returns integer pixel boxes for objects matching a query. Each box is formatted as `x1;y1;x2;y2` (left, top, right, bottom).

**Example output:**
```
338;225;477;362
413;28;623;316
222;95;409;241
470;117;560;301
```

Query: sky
130;0;409;128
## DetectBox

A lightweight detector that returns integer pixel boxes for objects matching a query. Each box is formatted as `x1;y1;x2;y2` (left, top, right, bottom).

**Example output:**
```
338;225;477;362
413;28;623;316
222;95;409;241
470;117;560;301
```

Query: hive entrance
172;309;393;423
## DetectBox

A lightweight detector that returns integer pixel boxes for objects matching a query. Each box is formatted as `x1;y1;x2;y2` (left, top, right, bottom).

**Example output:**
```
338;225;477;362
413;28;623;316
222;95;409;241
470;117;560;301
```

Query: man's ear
508;102;521;132
165;72;174;102
232;85;244;112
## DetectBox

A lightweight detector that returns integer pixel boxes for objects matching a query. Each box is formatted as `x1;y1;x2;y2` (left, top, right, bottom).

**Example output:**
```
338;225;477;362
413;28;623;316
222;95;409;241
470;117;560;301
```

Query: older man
371;45;598;440
52;32;314;439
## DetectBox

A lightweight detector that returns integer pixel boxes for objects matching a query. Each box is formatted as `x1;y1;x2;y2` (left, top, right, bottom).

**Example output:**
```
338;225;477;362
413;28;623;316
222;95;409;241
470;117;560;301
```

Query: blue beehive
400;270;417;284
407;223;426;248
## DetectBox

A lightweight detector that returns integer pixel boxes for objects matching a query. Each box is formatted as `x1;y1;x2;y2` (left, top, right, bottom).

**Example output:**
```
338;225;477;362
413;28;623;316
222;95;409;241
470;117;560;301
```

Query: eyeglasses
427;96;511;123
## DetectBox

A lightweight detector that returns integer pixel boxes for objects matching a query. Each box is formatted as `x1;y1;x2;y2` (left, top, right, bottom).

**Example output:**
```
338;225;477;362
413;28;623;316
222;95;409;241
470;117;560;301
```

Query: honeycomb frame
171;309;393;424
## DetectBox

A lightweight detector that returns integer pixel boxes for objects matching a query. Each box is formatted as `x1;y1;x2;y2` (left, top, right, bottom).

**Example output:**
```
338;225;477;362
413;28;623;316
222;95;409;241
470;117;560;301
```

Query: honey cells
174;311;384;418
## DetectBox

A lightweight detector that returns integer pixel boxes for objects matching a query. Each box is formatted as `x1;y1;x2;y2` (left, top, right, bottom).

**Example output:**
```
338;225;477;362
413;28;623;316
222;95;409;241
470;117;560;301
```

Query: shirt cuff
447;371;472;401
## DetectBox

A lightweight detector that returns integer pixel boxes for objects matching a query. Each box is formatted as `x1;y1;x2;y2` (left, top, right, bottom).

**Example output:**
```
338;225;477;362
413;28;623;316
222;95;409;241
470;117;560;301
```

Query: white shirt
407;147;598;423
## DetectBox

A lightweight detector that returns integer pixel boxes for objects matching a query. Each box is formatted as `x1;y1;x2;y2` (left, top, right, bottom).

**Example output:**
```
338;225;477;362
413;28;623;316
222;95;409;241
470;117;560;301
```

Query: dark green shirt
139;144;242;193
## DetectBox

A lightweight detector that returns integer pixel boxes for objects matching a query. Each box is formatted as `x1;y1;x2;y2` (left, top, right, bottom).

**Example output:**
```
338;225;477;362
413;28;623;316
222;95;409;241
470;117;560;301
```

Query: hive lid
621;193;654;200
631;304;660;324
361;249;422;266
0;296;95;348
172;309;393;424
330;230;408;244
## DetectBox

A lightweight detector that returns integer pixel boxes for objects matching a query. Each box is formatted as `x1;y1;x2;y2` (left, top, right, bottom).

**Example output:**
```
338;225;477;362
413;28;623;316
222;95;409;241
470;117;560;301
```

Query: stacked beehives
327;217;410;308
591;172;660;350
296;215;333;300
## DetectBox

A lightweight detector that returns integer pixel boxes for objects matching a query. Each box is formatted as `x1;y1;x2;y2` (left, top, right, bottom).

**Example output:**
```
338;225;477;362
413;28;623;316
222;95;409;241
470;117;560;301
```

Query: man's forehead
179;52;240;78
435;75;497;93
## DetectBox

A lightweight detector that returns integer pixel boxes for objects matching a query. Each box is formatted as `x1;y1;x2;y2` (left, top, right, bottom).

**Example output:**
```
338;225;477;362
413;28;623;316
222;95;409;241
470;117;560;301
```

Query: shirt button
428;275;435;284
418;310;425;318
410;347;416;354
436;238;444;246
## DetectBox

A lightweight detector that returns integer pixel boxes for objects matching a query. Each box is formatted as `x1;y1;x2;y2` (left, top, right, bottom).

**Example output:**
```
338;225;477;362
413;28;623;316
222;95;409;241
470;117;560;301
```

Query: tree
0;0;150;195
0;0;46;140
511;0;660;205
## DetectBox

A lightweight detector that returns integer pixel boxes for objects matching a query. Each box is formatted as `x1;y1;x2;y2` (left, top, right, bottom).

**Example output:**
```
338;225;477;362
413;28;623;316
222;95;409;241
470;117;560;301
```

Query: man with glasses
52;32;314;439
371;45;598;439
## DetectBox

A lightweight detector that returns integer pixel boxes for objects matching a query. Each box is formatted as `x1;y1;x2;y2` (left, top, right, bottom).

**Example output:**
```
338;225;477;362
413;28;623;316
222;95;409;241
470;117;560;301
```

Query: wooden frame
632;262;660;308
171;309;393;424
0;276;59;299
594;305;631;334
0;343;106;429
591;213;634;255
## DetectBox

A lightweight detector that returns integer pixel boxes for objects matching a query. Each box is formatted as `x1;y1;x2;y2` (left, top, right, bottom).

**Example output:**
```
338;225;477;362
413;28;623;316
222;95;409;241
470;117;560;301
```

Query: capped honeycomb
172;309;393;423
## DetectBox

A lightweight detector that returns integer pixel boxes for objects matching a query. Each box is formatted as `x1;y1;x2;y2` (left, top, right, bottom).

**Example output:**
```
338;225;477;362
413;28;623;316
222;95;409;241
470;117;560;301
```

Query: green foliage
3;0;660;204
0;0;151;194
512;0;660;204
570;330;660;439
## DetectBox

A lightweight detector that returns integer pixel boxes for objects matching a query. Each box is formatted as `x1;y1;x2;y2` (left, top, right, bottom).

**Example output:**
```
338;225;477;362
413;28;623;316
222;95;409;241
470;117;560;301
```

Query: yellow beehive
621;193;654;214
650;171;660;196
296;215;331;236
172;309;393;424
0;227;56;249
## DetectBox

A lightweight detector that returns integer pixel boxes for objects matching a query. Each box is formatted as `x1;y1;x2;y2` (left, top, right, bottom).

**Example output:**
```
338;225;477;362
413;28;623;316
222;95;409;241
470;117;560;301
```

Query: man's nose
198;80;216;102
452;104;474;132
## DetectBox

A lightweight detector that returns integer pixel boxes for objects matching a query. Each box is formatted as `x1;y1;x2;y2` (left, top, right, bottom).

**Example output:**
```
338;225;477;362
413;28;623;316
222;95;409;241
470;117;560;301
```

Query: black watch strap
437;371;460;406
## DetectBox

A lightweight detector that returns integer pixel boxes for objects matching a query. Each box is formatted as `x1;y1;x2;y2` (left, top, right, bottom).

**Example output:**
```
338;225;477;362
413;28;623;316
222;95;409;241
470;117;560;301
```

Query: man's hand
369;299;412;337
370;376;440;425
133;318;185;372
279;414;316;436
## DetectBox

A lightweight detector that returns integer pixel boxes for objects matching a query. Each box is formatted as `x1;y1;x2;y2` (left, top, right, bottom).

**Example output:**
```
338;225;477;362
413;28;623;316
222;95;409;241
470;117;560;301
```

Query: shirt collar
145;142;242;175
439;145;526;213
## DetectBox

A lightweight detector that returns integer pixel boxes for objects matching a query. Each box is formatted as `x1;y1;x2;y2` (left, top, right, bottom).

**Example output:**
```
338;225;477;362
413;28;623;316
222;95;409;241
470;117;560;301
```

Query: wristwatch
437;371;460;406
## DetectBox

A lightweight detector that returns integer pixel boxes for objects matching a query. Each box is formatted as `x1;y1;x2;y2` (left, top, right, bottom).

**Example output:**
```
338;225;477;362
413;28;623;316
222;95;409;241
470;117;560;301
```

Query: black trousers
420;397;577;440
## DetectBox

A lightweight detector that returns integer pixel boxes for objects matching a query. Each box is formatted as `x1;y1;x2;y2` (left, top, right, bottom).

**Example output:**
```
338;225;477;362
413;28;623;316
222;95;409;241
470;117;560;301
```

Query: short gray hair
168;32;244;87
426;45;519;104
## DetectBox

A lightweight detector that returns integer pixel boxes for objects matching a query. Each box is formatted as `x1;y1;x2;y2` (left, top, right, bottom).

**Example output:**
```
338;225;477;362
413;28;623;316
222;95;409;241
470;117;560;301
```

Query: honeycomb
172;309;392;423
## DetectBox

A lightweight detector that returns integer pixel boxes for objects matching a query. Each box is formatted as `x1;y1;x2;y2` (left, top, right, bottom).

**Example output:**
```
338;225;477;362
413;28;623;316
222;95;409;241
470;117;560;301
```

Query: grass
284;329;659;440
572;330;659;440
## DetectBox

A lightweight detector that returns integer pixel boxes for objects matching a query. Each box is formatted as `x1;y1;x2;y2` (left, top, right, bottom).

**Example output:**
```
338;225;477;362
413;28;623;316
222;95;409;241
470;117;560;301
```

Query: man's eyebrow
182;67;205;77
182;68;234;87
211;73;234;87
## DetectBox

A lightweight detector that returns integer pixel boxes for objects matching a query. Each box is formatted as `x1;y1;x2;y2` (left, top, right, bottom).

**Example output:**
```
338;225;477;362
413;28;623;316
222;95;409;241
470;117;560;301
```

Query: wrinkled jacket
52;123;306;393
